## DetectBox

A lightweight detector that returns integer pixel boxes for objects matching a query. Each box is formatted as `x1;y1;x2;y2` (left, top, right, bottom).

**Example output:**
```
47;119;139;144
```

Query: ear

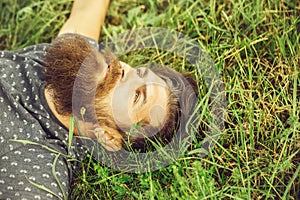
94;125;123;152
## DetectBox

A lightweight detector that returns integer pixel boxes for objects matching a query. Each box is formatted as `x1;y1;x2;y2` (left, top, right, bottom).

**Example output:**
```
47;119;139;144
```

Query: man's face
43;35;170;150
102;61;168;129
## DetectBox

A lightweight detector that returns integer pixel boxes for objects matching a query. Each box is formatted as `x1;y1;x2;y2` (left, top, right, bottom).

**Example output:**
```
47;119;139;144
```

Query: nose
119;61;133;81
120;61;132;71
119;62;149;83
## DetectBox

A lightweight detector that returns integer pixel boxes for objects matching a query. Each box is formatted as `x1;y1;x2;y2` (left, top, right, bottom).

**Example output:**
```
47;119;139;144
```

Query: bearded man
0;0;198;198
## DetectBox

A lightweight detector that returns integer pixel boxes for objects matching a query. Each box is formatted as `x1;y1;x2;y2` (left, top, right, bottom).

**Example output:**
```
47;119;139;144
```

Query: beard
43;34;122;132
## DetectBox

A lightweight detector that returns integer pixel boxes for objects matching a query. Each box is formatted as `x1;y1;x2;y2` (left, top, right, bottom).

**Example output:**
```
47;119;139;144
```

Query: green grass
1;0;299;199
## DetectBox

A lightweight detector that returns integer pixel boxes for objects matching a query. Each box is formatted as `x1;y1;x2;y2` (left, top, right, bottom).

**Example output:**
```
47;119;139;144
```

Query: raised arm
58;0;110;41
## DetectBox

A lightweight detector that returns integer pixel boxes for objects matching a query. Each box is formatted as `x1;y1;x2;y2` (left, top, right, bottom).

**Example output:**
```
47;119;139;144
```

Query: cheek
149;104;167;127
111;85;133;126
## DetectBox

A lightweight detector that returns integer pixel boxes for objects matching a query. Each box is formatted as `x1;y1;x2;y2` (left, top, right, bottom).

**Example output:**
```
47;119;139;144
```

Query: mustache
73;50;122;123
74;50;122;98
96;51;122;96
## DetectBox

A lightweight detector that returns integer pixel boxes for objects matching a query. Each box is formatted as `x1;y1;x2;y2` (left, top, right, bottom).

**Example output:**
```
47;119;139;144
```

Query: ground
0;0;299;199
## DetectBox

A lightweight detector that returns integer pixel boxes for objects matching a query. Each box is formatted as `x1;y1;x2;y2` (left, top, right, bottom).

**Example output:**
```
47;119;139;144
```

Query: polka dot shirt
0;34;98;199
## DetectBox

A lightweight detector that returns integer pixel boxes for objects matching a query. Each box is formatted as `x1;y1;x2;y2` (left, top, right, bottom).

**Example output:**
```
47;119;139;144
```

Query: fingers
94;127;123;152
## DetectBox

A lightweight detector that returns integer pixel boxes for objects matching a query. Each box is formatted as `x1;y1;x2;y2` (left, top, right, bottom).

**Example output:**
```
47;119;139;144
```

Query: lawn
0;0;299;199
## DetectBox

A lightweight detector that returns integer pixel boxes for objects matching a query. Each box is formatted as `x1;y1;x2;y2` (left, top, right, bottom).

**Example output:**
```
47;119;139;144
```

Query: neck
44;88;73;132
44;88;99;137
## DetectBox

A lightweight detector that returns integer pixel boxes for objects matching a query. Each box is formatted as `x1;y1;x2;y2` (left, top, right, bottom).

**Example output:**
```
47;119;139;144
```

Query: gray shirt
0;36;98;199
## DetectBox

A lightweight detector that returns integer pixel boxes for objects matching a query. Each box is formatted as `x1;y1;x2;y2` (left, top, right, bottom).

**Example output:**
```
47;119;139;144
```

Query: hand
94;127;123;152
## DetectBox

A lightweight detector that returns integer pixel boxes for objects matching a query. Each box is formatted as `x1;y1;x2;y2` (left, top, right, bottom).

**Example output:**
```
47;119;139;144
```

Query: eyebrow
143;68;149;77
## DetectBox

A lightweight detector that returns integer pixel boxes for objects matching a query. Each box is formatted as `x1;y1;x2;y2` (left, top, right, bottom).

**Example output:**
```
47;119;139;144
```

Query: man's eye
134;91;141;103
